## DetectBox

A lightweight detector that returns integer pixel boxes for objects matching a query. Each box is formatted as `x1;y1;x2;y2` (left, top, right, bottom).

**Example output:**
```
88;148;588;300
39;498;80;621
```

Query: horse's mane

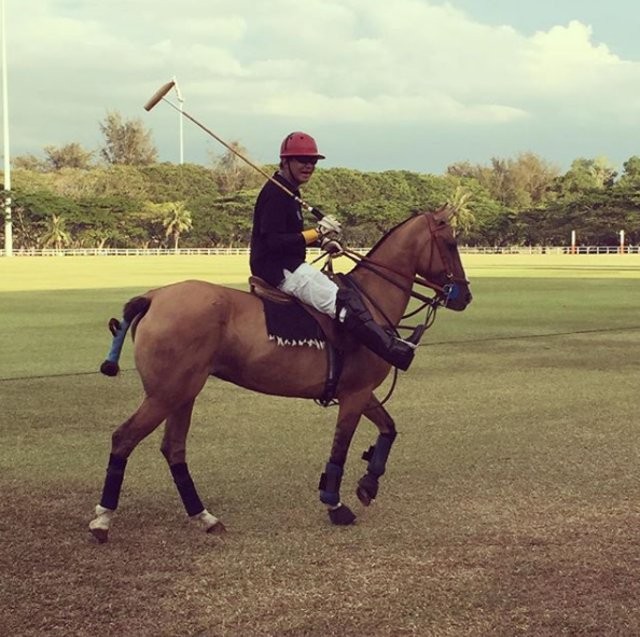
355;211;422;266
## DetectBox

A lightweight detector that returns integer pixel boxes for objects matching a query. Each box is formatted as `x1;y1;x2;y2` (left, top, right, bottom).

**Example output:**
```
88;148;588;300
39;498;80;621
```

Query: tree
7;189;79;250
446;184;475;237
72;195;140;248
618;156;640;189
44;143;94;170
210;142;263;194
40;214;71;250
558;157;617;200
162;201;193;251
508;153;560;206
99;111;158;165
186;190;257;247
13;154;47;171
448;153;558;211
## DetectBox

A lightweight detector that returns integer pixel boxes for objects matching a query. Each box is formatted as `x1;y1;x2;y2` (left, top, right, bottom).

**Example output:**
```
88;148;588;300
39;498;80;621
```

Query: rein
319;212;463;337
336;247;438;327
341;246;440;305
315;211;464;406
334;213;467;306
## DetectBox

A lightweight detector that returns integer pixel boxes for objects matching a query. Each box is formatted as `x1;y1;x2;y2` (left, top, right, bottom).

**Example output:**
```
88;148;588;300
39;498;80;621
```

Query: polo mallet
144;80;324;220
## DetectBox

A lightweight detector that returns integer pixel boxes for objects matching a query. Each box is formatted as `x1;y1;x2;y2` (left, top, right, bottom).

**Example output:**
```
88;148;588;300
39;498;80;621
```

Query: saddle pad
262;298;326;349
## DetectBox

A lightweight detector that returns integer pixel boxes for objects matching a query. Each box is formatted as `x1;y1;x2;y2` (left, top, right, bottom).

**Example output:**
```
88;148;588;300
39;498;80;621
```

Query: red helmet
279;131;325;159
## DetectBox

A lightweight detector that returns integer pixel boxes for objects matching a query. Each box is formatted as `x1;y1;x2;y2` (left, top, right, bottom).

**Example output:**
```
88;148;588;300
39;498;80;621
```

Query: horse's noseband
442;281;460;302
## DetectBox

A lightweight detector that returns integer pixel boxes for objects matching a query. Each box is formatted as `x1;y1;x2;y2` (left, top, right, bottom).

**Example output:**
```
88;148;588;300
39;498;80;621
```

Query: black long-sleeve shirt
249;172;308;286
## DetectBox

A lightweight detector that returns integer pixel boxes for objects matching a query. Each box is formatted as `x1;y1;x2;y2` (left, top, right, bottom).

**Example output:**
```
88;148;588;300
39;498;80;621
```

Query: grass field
1;254;640;636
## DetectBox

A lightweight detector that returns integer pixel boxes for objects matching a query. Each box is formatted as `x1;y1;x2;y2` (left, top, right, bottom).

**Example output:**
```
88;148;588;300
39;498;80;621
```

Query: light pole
173;77;184;164
1;0;12;257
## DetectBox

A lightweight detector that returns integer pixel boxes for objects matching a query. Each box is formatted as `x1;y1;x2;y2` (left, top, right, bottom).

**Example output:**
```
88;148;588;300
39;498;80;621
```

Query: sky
3;0;640;174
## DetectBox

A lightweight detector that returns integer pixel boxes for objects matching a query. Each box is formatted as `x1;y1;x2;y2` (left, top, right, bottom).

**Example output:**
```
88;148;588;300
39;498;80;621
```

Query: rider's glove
320;236;344;255
317;215;342;238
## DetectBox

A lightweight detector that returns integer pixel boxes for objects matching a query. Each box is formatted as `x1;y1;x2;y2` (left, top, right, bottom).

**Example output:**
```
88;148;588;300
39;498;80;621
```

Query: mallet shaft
145;81;325;220
175;106;323;219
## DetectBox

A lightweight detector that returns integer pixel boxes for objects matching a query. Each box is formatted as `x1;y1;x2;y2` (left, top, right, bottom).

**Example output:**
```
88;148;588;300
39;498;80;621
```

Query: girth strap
315;342;344;407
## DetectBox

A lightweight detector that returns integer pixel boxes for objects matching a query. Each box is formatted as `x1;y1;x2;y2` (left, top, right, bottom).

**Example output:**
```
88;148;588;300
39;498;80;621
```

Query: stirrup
396;336;418;350
403;325;425;346
386;340;415;371
387;325;423;348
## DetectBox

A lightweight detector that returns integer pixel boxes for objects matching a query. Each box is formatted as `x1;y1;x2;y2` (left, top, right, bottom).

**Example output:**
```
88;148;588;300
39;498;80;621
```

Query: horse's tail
99;295;152;377
123;296;152;333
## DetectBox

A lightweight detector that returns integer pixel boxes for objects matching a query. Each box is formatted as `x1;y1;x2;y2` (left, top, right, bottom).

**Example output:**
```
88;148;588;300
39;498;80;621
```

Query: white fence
460;245;640;255
0;245;639;257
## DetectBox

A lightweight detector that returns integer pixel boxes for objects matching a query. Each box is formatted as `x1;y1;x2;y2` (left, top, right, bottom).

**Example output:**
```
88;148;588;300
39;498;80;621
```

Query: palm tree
40;214;71;250
162;201;193;252
446;185;475;238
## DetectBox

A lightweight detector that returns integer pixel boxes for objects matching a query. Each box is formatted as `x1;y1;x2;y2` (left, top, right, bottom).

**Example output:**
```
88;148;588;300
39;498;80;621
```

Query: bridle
317;211;468;406
331;212;468;312
322;213;468;405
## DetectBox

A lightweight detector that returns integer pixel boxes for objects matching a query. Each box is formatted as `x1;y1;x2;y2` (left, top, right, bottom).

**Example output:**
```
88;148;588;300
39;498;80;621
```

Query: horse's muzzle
441;282;472;311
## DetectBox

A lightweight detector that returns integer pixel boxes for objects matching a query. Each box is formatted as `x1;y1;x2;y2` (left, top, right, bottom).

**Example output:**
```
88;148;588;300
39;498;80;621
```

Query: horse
89;206;472;542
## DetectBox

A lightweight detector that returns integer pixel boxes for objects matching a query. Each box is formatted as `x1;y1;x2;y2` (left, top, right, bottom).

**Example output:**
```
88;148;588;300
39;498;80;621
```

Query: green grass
1;254;640;636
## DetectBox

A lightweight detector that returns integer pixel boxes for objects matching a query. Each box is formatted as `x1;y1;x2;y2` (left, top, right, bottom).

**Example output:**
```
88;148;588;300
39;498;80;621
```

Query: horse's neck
350;218;422;325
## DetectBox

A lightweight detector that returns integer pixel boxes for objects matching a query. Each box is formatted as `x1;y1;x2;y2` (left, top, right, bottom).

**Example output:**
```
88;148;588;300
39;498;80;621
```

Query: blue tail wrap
105;318;130;365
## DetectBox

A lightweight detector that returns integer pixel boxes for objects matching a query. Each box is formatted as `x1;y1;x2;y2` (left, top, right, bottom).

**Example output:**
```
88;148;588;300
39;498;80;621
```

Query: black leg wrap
366;431;397;478
362;445;375;462
170;462;204;517
318;462;343;507
100;454;128;510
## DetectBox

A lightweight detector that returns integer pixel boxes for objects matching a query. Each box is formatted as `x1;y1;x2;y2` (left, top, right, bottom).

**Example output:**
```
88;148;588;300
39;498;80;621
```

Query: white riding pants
278;262;339;318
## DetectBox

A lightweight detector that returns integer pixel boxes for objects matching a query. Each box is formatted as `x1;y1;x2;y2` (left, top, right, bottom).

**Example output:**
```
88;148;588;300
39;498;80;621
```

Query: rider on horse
249;131;417;371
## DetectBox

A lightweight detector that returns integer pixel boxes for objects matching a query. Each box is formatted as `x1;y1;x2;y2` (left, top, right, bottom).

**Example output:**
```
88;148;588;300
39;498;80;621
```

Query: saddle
249;275;342;348
249;275;351;407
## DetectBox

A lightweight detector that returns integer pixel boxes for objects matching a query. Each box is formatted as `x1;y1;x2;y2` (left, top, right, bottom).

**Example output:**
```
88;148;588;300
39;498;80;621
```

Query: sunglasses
290;156;319;165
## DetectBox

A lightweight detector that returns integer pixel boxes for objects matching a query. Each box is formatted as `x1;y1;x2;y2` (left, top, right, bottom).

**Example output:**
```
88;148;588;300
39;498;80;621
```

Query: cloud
6;0;640;169
526;21;626;94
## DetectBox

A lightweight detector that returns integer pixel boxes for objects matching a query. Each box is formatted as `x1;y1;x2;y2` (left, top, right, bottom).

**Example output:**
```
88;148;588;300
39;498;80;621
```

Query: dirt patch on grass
4;484;636;637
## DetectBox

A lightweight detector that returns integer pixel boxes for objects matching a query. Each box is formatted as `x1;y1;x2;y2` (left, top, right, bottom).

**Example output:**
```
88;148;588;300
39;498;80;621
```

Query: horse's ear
435;204;455;223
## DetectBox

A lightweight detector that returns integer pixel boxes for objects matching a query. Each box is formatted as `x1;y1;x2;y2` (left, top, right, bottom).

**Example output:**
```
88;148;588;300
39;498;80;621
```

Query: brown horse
89;206;471;542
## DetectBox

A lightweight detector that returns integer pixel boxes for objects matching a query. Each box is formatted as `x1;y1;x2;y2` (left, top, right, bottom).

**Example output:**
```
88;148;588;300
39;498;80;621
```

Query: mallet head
143;80;176;111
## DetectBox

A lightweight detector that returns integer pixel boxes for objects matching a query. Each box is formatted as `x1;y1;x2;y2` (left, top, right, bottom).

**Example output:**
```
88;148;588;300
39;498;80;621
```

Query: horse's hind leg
89;396;170;543
356;394;397;507
160;399;226;535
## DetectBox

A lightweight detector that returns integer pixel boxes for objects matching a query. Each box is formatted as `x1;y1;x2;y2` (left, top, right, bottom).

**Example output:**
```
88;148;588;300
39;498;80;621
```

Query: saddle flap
249;276;293;304
249;276;345;348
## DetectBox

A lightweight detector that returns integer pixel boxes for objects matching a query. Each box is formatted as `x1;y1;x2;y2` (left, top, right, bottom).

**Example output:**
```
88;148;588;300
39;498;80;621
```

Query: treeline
2;112;640;249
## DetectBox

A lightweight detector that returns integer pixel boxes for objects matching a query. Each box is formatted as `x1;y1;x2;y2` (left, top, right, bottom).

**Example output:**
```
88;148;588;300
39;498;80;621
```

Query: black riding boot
336;288;415;371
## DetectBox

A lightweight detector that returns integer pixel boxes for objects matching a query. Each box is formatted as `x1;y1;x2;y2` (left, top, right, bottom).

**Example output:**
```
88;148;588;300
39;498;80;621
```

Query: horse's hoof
100;360;119;377
206;521;226;535
89;527;109;544
356;473;379;506
328;504;356;526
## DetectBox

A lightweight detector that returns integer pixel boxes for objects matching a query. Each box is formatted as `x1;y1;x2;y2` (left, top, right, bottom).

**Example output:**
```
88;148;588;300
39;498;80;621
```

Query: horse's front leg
356;394;397;507
319;389;371;526
160;399;225;535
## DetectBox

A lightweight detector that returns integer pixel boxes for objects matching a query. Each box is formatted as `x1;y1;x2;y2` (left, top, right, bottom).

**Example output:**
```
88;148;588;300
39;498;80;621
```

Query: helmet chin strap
278;164;302;188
